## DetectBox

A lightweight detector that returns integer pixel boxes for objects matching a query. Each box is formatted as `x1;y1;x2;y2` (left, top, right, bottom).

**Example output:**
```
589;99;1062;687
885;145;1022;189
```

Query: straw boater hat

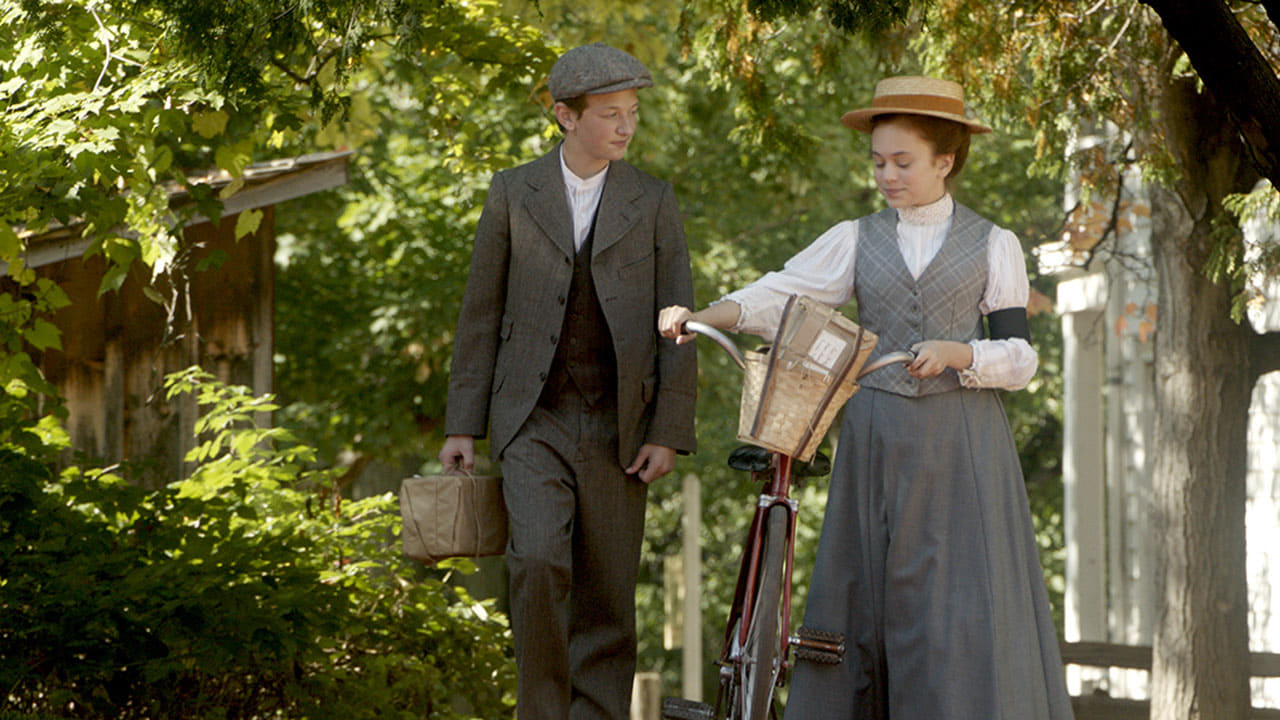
841;76;992;134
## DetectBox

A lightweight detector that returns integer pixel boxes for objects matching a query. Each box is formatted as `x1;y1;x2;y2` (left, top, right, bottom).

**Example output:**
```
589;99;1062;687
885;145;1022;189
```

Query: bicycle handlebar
682;320;917;378
685;321;747;370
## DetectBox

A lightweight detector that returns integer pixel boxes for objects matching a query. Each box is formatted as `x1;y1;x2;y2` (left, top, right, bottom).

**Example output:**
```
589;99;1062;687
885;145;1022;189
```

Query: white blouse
718;195;1038;390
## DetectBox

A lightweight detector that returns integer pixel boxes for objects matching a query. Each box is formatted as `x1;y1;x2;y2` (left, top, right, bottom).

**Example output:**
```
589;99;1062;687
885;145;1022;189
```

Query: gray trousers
500;387;648;720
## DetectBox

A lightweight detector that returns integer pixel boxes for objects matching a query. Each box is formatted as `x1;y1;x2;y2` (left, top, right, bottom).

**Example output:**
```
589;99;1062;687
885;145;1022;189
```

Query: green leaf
24;319;62;351
0;223;21;261
196;249;230;272
192;110;230;138
142;285;167;305
152;145;173;174
215;139;255;178
99;264;130;296
234;209;264;239
36;279;72;311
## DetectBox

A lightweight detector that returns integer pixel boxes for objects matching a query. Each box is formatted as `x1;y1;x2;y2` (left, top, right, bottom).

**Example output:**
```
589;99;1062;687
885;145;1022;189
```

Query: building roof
9;151;352;273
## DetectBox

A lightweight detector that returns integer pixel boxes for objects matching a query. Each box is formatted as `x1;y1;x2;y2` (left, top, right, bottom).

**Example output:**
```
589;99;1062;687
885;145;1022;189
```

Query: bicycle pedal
661;697;716;720
793;625;846;665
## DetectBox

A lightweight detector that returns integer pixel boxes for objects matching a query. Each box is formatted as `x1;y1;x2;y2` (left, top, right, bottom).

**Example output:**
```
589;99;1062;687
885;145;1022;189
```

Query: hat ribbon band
871;94;965;116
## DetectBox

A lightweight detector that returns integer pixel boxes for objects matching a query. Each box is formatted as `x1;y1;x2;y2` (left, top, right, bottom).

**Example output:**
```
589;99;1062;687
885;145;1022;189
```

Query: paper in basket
400;472;508;565
738;295;878;461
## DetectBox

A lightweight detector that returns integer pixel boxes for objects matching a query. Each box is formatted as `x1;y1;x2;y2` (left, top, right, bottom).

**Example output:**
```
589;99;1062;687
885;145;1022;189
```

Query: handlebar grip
857;350;916;378
684;321;748;370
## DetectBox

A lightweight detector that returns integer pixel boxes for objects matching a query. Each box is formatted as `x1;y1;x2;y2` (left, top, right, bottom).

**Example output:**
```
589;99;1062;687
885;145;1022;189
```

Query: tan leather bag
399;472;508;565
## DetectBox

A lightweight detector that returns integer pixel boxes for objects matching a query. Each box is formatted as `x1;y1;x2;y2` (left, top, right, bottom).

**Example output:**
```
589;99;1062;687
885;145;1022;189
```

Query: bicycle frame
659;321;912;720
721;453;796;676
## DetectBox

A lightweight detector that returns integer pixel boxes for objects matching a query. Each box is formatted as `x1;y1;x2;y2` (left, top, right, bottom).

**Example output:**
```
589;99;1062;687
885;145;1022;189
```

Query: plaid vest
854;203;992;397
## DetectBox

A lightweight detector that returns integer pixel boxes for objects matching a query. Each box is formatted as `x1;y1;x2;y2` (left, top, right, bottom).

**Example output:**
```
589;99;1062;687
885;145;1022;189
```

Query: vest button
558;295;566;305
539;372;547;382
550;334;558;344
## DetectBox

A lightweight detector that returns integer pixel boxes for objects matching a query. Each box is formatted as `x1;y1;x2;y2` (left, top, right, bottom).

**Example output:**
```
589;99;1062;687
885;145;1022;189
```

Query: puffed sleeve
960;225;1038;390
717;220;860;339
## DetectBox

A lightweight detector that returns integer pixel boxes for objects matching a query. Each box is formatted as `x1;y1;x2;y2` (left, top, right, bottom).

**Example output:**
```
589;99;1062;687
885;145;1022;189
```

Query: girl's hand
908;340;973;378
658;305;696;343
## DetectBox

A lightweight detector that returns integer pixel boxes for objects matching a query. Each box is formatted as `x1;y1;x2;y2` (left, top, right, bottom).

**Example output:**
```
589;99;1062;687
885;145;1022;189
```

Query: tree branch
1250;329;1280;381
1140;0;1280;188
1259;0;1280;32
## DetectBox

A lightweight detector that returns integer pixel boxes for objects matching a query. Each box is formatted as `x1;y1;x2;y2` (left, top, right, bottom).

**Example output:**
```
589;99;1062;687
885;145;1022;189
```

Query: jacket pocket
641;374;658;404
616;248;655;278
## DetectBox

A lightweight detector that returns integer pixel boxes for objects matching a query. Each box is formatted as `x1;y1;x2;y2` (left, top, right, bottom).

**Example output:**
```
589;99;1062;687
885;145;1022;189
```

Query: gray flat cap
548;42;654;101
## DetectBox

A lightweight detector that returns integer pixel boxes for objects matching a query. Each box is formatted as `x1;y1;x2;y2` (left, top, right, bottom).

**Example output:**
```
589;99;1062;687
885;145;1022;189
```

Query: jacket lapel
522;147;575;259
592;160;643;258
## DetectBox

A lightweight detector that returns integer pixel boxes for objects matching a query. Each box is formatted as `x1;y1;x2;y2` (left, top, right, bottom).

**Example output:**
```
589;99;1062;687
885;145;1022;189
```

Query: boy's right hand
438;435;475;473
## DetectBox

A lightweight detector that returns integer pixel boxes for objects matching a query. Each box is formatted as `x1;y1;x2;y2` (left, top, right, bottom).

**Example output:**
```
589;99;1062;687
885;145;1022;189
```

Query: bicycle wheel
736;503;789;720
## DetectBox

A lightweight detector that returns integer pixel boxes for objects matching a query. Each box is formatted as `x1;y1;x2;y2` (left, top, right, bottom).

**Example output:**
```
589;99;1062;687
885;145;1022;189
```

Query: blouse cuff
960;338;1038;390
715;291;780;339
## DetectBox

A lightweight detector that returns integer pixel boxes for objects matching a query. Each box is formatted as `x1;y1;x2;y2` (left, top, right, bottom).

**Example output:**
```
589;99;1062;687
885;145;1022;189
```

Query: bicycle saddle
727;445;832;477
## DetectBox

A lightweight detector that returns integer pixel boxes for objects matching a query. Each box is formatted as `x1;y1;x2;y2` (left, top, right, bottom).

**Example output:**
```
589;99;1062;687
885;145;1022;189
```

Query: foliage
0;370;513;719
0;0;556;472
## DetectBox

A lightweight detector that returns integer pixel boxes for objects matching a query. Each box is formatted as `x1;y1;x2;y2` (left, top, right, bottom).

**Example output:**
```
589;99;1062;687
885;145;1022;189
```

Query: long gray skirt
783;387;1074;720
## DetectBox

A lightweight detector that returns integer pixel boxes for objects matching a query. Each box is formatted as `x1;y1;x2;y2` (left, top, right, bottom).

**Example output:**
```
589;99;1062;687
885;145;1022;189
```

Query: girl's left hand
908;340;973;378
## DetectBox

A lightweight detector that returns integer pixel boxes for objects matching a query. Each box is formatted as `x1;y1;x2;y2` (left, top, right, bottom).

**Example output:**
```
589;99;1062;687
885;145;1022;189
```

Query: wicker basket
737;296;878;461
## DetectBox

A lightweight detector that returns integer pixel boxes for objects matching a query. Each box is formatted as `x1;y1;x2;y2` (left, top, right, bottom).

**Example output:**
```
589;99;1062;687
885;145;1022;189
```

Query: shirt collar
559;146;609;193
898;193;954;226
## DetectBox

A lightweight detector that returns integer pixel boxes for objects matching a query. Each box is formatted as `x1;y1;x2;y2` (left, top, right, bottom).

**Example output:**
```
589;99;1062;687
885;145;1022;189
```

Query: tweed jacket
444;146;698;466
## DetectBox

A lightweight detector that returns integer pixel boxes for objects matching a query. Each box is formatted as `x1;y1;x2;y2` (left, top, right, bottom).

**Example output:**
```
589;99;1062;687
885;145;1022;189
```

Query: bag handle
445;466;485;558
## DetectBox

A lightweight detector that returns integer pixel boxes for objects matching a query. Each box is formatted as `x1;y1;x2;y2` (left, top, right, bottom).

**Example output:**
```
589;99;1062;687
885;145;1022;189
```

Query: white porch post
682;472;703;702
1058;273;1109;694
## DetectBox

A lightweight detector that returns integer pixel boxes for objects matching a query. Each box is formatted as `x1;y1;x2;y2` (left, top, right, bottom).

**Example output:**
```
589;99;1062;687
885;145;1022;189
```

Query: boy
438;42;697;720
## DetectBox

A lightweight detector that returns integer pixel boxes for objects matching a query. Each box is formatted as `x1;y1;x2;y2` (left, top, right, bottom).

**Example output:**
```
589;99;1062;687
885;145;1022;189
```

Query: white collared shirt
559;148;609;252
717;194;1038;390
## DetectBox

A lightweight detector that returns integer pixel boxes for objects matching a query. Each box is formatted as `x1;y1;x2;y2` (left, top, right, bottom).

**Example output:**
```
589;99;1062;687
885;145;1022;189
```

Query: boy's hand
626;443;676;483
439;435;476;473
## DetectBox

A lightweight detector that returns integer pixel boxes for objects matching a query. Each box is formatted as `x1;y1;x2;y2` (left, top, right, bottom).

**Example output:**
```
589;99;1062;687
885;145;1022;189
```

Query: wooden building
14;152;350;488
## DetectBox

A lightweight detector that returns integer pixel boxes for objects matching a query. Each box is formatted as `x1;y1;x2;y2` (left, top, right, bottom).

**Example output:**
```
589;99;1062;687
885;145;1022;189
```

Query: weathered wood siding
38;208;275;488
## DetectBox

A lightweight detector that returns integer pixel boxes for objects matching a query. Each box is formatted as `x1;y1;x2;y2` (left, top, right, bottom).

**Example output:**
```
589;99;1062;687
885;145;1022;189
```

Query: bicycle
662;320;913;720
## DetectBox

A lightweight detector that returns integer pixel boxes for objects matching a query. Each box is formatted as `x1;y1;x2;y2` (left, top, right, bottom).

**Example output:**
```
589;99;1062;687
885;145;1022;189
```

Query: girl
659;76;1073;719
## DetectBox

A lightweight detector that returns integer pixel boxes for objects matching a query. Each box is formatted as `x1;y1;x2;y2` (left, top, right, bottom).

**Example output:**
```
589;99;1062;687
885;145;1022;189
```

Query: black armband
985;307;1031;342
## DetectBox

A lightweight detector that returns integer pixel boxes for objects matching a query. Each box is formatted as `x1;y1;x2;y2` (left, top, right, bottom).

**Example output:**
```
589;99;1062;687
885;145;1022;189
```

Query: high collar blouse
718;194;1038;390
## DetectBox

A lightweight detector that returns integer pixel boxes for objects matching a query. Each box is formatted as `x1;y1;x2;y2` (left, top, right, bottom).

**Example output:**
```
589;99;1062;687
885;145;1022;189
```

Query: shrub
0;369;514;719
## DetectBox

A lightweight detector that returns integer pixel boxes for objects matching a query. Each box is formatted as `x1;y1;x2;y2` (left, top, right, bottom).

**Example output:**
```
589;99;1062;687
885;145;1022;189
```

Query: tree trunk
1141;0;1280;188
1146;74;1255;720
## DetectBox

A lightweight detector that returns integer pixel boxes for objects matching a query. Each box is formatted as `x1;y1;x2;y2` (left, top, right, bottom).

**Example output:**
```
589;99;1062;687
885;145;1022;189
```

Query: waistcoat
544;220;617;407
855;203;992;397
